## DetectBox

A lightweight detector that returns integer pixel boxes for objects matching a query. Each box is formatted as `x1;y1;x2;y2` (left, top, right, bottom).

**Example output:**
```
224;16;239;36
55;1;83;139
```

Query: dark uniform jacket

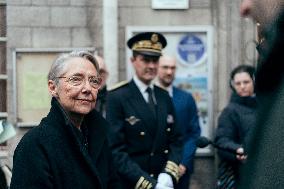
106;80;183;189
10;98;122;189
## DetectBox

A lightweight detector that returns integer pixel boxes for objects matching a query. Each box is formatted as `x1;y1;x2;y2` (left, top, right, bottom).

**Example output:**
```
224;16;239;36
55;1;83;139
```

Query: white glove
157;173;173;188
154;183;174;189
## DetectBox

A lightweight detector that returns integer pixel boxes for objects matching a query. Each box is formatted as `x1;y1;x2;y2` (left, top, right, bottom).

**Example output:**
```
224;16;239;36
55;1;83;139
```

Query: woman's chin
74;107;92;115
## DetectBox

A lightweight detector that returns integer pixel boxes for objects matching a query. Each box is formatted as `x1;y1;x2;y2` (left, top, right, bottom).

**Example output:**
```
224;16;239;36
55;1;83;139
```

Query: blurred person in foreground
214;65;257;189
94;54;109;117
10;51;121;189
156;55;201;189
239;1;284;188
106;32;183;189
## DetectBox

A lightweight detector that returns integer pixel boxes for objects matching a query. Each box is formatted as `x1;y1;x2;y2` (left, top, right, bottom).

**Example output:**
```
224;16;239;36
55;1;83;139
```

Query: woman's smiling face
49;57;100;115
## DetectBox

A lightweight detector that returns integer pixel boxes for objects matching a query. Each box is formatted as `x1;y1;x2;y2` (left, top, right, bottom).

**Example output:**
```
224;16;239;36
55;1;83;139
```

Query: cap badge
151;34;159;43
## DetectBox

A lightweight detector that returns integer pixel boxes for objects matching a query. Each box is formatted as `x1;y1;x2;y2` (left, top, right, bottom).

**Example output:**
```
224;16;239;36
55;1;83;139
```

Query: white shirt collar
133;75;154;93
133;75;155;103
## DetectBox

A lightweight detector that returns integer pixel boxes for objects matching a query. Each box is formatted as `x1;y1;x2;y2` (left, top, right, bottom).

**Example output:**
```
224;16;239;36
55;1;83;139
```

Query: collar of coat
46;98;109;162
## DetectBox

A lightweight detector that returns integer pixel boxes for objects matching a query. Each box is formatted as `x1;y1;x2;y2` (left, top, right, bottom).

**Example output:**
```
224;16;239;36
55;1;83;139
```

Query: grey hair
48;50;99;85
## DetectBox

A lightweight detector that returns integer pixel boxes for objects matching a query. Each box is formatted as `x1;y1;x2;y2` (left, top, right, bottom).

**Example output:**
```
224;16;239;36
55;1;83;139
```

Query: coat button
140;132;145;136
150;152;154;156
166;128;171;132
164;150;169;154
150;174;154;177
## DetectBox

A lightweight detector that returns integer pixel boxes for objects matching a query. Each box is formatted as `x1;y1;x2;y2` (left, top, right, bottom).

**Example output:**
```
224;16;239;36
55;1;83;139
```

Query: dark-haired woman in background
214;65;257;189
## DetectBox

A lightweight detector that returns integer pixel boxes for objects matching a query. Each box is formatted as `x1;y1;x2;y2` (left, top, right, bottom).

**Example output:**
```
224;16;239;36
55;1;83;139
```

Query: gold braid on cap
132;41;162;52
135;176;153;189
132;34;162;53
165;161;180;182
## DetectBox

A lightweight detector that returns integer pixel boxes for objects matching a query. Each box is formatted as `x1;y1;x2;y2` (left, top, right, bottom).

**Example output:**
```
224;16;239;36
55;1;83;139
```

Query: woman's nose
82;79;93;92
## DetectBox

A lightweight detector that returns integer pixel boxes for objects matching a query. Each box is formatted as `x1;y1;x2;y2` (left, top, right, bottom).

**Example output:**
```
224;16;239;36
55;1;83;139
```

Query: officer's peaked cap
127;32;167;57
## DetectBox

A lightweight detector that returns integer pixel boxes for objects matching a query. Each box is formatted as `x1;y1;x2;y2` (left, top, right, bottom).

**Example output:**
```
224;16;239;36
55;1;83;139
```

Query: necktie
146;87;156;117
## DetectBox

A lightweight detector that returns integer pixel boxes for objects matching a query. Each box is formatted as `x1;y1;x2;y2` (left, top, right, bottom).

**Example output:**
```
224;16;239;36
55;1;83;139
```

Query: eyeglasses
56;75;102;89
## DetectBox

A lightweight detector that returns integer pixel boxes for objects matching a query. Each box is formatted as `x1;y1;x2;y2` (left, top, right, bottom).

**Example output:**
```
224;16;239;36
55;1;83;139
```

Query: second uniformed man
106;32;183;189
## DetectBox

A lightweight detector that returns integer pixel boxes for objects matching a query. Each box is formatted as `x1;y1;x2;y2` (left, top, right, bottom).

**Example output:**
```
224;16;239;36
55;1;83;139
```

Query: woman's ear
48;80;58;97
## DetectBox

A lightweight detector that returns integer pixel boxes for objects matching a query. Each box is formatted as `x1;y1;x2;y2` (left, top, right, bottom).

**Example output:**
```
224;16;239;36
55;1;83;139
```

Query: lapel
172;87;180;106
74;113;105;187
85;111;106;163
128;80;157;136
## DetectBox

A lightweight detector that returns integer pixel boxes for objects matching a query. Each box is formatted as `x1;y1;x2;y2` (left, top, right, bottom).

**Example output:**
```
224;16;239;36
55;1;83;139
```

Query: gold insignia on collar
151;34;158;43
125;116;140;125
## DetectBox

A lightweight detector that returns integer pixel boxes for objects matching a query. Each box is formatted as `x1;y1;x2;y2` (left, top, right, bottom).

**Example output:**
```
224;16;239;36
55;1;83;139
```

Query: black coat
215;93;257;177
239;10;284;189
10;98;121;189
106;80;183;188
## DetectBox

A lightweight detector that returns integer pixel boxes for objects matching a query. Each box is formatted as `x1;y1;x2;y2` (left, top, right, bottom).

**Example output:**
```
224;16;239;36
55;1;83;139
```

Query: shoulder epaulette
108;80;129;91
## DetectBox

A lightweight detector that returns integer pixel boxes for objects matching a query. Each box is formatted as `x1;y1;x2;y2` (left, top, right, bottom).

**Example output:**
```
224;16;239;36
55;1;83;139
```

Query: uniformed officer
106;32;183;189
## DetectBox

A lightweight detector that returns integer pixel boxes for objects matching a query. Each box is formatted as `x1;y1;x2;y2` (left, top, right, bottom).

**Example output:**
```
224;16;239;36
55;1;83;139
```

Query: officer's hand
154;183;174;189
157;173;173;187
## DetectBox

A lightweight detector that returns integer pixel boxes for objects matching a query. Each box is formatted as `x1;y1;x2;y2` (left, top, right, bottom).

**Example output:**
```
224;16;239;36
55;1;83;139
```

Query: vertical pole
103;0;118;86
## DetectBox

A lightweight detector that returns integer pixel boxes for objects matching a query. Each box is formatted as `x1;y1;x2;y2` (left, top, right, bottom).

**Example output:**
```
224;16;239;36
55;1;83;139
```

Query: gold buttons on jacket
164;150;169;154
150;152;154;156
150;174;154;177
166;128;171;132
140;132;145;136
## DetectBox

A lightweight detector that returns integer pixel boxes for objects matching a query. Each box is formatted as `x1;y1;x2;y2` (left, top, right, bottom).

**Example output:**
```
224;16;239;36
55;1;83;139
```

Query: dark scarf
230;93;257;109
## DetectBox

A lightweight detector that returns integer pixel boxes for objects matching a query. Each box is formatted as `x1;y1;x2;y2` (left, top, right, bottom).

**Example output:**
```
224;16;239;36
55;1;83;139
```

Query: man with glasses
157;55;200;189
106;32;183;189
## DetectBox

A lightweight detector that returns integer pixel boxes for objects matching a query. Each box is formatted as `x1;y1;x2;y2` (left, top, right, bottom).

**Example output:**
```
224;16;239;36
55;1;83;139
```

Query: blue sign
177;34;206;66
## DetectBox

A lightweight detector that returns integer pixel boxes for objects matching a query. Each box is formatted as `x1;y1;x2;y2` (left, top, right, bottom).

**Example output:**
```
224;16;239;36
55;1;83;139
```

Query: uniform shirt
133;75;156;103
